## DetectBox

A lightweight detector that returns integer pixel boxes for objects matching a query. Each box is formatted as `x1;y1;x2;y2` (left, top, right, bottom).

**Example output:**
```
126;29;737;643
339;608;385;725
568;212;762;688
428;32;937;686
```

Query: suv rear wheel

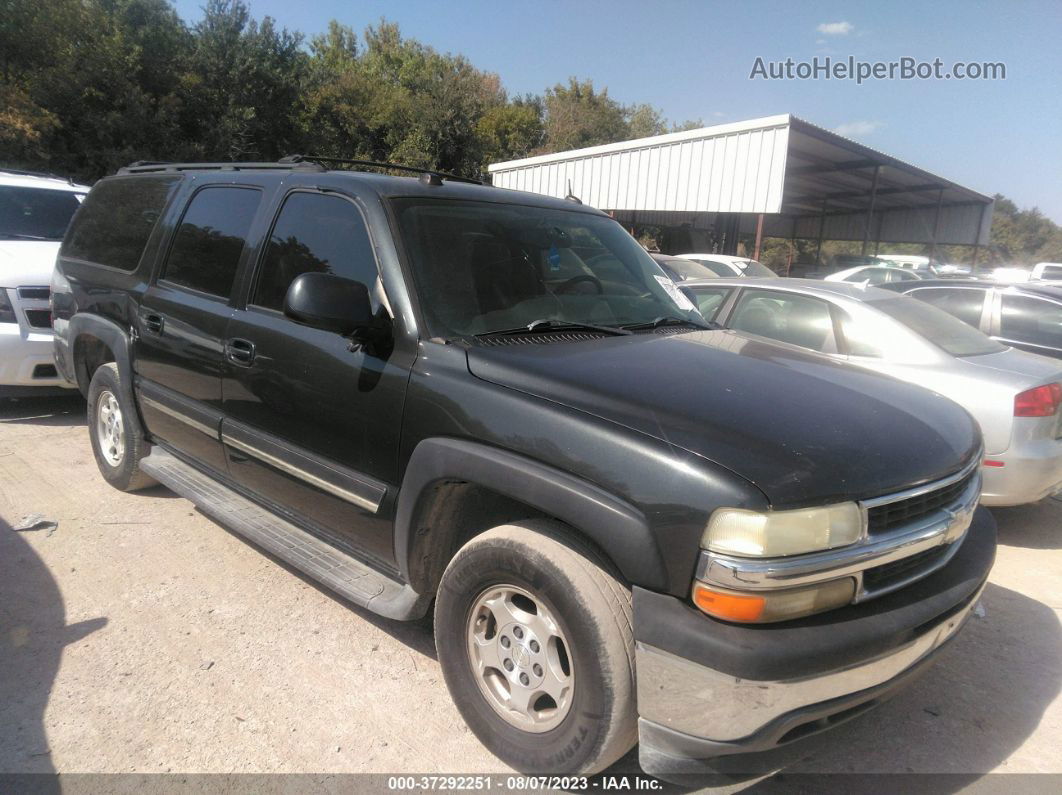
435;521;637;774
87;363;154;491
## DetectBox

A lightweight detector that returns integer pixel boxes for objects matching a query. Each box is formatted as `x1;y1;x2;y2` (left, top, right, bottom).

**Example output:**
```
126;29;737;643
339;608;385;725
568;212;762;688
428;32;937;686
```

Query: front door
221;189;410;568
135;184;264;474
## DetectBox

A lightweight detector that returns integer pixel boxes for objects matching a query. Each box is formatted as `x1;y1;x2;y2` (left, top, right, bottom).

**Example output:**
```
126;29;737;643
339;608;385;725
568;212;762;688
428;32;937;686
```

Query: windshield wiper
621;316;717;331
474;318;632;337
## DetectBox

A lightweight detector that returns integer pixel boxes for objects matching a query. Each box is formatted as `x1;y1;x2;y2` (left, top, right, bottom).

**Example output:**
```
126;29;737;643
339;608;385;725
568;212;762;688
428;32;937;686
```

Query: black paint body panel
53;166;985;601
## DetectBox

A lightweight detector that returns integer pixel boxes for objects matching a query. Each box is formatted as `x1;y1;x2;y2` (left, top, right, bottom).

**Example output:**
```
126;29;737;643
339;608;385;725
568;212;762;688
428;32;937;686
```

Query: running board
139;447;429;621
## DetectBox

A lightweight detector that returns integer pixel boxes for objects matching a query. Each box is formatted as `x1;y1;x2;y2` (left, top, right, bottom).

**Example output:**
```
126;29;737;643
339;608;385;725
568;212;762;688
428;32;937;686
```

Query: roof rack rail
118;159;327;175
280;154;482;185
0;167;78;185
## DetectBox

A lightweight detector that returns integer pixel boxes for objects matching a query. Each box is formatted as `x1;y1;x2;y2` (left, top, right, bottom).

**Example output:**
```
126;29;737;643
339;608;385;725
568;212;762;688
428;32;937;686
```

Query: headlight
0;289;16;324
702;502;864;557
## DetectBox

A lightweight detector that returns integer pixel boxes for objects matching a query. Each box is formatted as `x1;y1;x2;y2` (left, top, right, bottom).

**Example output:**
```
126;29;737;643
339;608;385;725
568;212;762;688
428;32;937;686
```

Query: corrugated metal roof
489;114;994;246
490;115;790;214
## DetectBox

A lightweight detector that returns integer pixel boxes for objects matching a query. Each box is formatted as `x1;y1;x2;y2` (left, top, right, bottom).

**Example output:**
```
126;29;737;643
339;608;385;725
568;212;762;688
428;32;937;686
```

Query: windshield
867;296;1007;357
393;199;703;337
0;186;84;241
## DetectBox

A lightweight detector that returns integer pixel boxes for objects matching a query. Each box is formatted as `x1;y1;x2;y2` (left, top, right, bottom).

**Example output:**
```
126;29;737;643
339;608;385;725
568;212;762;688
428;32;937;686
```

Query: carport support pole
929;188;944;260
815;199;827;265
861;165;881;256
753;214;764;261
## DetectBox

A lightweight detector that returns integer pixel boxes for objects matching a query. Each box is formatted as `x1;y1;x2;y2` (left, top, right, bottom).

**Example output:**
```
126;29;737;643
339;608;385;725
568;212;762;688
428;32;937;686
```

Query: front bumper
0;321;75;394
634;506;996;775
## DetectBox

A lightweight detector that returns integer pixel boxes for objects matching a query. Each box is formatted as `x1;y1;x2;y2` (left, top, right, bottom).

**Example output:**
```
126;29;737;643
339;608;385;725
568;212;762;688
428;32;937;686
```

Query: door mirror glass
283;272;373;335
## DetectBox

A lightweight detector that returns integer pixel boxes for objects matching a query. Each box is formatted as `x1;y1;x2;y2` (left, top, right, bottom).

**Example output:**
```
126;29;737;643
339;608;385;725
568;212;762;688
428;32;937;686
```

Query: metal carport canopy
488;114;993;247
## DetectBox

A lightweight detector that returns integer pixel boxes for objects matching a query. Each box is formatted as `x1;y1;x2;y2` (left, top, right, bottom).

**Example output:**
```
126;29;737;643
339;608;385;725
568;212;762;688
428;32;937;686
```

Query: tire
435;520;637;774
86;362;155;492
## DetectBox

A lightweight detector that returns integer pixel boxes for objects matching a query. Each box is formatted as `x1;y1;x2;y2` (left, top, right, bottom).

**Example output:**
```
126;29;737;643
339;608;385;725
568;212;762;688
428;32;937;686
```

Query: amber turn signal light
692;584;766;622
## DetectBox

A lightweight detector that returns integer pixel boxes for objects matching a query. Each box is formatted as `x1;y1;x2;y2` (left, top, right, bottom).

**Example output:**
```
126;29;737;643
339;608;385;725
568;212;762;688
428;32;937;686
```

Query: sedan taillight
1014;383;1062;417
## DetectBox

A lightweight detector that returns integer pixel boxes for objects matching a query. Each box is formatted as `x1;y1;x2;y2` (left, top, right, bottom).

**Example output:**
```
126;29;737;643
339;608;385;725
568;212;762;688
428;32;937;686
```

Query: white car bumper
0;297;76;394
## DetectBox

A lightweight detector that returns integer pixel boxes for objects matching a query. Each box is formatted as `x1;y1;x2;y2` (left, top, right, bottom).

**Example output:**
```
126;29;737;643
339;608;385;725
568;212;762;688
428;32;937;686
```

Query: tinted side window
252;192;378;311
0;186;83;242
1039;265;1062;280
730;290;835;352
63;176;179;271
161;187;261;298
1000;294;1062;349
909;287;986;327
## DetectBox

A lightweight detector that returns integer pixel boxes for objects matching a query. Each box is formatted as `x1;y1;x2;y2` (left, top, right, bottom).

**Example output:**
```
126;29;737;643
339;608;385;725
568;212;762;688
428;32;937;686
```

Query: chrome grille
866;468;978;537
17;286;50;300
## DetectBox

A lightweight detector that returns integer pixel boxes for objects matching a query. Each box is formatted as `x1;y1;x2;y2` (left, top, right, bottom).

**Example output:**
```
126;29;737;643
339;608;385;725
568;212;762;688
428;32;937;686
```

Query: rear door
993;291;1062;359
220;188;409;566
135;183;264;474
904;286;991;332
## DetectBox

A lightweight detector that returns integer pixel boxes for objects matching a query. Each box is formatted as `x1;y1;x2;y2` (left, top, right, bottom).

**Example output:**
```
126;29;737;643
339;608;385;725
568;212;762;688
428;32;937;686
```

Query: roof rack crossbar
118;160;326;175
281;154;482;185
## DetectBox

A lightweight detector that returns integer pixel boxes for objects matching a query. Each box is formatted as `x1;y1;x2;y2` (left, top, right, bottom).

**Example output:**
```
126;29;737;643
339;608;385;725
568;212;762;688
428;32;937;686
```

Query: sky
173;0;1062;222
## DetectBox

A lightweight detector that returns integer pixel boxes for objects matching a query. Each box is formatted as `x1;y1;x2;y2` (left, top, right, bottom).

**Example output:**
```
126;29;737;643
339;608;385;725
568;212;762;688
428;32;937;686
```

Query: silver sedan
681;277;1062;507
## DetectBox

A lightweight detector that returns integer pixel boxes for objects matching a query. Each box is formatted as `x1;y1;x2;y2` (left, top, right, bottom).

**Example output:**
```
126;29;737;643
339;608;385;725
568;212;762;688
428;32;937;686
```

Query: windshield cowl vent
474;331;608;346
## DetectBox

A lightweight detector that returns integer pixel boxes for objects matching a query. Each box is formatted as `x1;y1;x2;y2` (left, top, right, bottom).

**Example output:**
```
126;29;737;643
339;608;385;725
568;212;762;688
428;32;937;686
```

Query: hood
466;330;981;508
0;240;62;288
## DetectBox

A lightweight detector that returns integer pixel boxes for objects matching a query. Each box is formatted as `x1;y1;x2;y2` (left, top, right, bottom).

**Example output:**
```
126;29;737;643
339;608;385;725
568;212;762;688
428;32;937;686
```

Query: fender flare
68;313;136;393
394;437;668;591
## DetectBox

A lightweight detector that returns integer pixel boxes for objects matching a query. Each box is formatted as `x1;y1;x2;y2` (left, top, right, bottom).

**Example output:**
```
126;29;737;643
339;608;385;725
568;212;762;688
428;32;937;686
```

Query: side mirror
283;272;373;335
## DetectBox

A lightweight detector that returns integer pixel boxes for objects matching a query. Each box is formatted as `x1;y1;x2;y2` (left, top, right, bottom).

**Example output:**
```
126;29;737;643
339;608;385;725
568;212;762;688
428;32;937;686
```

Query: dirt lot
1;395;1061;783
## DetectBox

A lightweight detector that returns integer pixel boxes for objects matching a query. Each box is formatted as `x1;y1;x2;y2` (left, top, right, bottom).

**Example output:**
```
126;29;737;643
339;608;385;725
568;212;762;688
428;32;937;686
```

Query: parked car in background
985;266;1032;283
1;169;89;397
680;277;1062;506
673;252;775;277
831;254;884;269
1032;262;1062;283
53;158;995;776
825;264;923;286
649;252;720;282
880;279;1062;361
872;253;965;278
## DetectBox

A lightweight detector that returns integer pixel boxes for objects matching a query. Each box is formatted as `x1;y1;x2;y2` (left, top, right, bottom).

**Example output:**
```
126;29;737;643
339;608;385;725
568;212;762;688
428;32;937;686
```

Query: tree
476;98;544;164
181;0;307;161
540;78;628;153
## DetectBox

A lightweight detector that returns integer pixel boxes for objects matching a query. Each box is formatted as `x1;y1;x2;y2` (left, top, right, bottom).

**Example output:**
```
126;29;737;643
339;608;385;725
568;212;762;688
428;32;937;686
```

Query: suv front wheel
435;521;637;774
87;363;154;491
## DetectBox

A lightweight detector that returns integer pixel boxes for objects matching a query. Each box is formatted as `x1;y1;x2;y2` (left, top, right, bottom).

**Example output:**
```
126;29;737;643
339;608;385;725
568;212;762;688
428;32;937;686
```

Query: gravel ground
1;395;1060;785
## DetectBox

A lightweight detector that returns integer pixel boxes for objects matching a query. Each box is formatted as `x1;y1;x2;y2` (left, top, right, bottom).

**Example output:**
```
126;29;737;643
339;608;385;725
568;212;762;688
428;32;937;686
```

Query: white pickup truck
1032;262;1062;283
0;169;89;397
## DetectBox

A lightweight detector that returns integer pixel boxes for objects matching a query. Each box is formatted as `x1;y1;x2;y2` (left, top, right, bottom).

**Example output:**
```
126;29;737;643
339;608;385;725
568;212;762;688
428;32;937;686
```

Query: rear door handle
226;337;256;366
143;313;164;334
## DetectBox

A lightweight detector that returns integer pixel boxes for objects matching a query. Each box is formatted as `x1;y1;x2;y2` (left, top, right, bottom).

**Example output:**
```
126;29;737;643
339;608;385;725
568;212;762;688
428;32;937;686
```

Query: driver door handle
226;337;256;366
143;313;164;334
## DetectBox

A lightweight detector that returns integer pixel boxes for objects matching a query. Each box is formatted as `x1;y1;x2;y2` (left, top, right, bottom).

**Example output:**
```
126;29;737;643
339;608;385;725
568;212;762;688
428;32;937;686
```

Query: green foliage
1;0;1053;269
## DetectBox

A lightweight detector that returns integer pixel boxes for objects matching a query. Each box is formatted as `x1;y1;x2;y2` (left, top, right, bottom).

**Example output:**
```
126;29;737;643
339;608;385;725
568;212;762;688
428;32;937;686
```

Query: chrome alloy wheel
466;584;575;732
96;390;125;467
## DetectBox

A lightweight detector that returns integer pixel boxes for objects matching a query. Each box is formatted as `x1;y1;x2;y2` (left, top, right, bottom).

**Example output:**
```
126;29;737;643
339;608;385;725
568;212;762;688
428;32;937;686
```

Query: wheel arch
69;313;135;395
394;438;668;595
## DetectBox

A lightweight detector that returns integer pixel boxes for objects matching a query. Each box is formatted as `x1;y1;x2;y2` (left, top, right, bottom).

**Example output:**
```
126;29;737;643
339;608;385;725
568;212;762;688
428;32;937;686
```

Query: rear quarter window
62;176;180;271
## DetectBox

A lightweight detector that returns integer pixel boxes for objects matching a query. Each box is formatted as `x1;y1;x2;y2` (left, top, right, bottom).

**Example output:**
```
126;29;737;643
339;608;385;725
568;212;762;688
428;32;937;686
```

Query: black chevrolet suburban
52;158;996;776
